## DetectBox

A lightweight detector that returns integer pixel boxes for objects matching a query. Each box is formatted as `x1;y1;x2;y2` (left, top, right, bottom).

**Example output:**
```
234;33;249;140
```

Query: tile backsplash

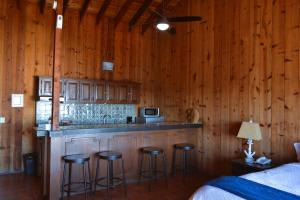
36;102;137;125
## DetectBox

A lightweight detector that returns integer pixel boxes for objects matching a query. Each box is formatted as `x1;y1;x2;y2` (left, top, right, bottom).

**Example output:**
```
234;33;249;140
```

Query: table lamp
237;120;262;163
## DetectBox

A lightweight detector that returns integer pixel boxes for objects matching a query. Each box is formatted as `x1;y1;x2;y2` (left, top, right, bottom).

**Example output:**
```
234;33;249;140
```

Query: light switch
0;117;5;124
57;15;63;29
11;94;24;107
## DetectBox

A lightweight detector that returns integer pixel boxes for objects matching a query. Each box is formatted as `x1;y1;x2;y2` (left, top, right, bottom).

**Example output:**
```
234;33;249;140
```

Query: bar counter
36;122;202;200
35;122;202;137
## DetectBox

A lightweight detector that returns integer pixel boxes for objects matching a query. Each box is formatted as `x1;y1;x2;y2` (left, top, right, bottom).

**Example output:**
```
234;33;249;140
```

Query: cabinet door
128;83;140;104
38;77;65;97
94;81;106;103
118;84;129;104
39;77;52;96
80;81;93;102
65;80;80;102
106;82;118;103
60;80;65;98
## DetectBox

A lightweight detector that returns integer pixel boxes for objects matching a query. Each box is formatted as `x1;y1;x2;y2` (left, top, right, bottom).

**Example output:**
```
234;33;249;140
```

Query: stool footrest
140;170;165;179
95;177;123;188
63;181;92;193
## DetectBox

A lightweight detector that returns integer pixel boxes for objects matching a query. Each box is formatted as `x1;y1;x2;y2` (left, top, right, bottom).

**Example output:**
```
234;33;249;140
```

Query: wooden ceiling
24;0;181;31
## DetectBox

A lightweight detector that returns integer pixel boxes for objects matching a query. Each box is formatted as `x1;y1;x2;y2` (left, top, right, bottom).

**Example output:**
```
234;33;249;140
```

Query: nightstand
232;159;278;176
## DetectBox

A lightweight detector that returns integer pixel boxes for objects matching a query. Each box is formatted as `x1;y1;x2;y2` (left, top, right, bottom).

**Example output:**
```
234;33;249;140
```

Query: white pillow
294;143;300;162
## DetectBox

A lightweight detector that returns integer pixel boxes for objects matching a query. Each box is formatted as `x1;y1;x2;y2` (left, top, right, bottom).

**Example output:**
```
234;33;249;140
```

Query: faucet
103;114;112;124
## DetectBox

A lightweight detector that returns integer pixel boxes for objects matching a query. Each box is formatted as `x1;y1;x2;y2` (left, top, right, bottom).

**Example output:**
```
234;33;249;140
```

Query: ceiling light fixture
156;19;170;31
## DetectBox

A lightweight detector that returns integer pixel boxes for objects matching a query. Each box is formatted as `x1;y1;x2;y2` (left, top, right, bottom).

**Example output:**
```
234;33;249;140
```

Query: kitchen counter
35;122;202;137
37;121;202;200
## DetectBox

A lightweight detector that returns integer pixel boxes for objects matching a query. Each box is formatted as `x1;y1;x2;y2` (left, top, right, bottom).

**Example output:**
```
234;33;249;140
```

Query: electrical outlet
0;117;5;124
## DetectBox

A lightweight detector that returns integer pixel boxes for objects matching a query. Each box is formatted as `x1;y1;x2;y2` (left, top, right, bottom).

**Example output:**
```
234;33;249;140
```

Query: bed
190;163;300;200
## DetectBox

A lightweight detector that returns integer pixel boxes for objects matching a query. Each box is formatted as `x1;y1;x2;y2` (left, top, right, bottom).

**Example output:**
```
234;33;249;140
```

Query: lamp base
245;157;254;164
243;139;255;164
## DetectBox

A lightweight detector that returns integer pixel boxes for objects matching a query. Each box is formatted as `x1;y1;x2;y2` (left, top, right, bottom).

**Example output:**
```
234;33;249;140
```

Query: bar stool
172;143;195;176
138;147;168;191
61;154;92;200
94;151;127;197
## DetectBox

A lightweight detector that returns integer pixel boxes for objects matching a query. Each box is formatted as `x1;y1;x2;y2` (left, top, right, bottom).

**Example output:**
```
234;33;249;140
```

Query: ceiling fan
149;0;202;34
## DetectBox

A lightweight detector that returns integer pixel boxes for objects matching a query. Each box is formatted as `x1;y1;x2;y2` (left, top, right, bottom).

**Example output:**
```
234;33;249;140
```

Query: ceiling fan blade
167;16;202;23
167;27;176;35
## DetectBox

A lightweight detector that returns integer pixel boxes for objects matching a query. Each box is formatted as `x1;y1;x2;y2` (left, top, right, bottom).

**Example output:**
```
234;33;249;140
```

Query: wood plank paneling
2;0;300;175
0;0;159;173
158;0;300;175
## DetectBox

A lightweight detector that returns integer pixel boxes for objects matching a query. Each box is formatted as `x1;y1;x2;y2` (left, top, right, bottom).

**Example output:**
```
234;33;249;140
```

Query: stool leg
67;163;72;197
94;158;100;193
109;160;114;188
106;160;110;198
154;155;158;180
188;150;193;174
82;163;88;200
87;161;92;191
183;150;187;176
121;159;127;196
172;148;177;176
148;155;153;191
138;153;144;184
61;162;67;200
162;152;168;187
192;148;197;174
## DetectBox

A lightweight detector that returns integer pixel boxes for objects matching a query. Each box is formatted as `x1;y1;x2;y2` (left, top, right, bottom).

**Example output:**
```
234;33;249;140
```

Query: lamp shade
237;121;262;141
156;18;170;31
156;22;169;31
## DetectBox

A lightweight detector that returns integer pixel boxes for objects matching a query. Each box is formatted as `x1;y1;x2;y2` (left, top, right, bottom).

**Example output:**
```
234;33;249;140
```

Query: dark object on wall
126;116;133;124
23;153;37;175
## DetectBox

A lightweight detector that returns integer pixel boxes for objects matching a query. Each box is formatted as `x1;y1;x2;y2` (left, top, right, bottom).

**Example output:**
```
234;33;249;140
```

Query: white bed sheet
190;163;300;200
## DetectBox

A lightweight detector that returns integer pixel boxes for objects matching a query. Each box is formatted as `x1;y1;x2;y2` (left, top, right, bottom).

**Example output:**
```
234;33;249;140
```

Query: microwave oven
140;107;160;117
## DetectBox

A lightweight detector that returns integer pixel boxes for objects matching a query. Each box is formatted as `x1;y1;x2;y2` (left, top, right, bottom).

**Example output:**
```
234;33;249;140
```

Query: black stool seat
96;151;122;160
174;143;195;151
141;147;164;155
63;154;90;164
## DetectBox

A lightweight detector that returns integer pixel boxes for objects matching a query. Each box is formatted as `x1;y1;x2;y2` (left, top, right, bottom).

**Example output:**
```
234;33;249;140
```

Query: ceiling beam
39;0;46;14
96;0;112;25
63;0;69;14
79;0;90;21
128;0;152;30
52;0;64;130
141;0;172;34
113;0;133;28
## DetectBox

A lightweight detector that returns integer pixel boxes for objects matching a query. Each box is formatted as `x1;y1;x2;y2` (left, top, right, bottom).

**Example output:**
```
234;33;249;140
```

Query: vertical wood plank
51;0;63;130
284;0;299;162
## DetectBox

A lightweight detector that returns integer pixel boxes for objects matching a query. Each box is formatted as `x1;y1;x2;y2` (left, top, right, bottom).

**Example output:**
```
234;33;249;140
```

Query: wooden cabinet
65;80;80;102
231;159;278;176
94;81;106;103
128;83;140;104
79;81;94;102
106;82;118;103
117;84;130;104
39;77;52;96
38;77;65;97
38;76;140;104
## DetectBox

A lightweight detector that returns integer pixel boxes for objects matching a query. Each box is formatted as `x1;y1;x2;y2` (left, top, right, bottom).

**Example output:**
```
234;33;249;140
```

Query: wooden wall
157;0;300;174
0;0;160;173
2;0;300;176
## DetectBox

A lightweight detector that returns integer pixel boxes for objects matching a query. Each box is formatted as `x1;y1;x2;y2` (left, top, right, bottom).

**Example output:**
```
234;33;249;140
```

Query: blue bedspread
207;176;300;200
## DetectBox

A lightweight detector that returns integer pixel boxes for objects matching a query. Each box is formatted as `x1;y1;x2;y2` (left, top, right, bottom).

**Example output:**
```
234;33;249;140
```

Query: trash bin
23;153;37;175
